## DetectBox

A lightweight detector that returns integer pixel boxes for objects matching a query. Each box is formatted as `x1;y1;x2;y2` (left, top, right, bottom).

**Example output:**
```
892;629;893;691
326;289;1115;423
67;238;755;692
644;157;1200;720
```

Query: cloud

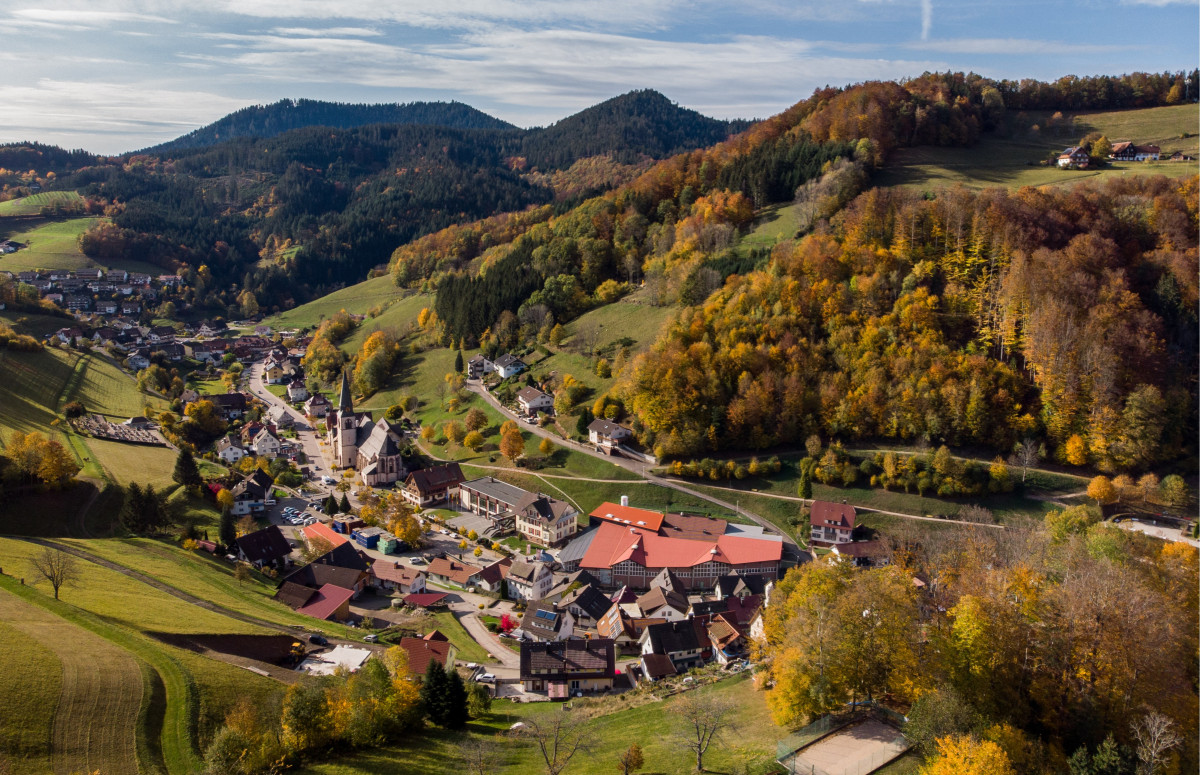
11;8;176;25
921;0;932;40
271;26;383;38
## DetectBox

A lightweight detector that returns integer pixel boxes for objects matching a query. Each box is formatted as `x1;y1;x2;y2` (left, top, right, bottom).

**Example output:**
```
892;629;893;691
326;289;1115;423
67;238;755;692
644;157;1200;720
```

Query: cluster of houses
3;267;169;315
1057;140;1192;169
466;352;527;380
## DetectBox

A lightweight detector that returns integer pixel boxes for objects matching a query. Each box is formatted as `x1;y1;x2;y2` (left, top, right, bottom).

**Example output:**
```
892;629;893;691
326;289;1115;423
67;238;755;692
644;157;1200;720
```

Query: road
466;381;805;557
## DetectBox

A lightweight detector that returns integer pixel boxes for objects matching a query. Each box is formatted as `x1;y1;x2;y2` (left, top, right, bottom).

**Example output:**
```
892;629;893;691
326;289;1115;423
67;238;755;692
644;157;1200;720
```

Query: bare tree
1132;710;1181;775
516;713;595;775
574;320;601;357
28;546;79;601
957;504;995;524
1008;438;1040;483
674;692;737;772
459;737;502;775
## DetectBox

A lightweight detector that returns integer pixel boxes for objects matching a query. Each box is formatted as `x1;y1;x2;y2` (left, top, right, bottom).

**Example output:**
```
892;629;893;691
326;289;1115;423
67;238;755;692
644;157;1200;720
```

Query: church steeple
338;369;353;411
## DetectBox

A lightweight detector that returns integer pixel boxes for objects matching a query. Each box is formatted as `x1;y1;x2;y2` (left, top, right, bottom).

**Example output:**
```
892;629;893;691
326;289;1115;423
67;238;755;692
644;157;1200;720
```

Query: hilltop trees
3;431;80;489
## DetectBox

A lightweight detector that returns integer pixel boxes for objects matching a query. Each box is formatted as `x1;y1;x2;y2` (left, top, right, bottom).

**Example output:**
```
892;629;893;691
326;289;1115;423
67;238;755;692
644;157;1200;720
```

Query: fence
777;703;910;775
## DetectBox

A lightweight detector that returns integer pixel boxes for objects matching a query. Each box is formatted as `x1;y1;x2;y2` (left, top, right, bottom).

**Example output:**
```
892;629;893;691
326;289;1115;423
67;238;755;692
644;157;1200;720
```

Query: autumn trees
2;431;81;489
760;512;1199;774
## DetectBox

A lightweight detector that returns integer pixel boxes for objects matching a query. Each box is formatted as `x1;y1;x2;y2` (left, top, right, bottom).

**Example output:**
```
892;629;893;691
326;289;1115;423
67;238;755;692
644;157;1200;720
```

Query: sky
1;0;1196;155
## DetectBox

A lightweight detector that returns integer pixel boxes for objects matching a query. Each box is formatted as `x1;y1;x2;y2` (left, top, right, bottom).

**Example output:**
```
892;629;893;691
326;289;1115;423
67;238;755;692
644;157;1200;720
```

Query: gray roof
461;477;531;507
557;529;598;566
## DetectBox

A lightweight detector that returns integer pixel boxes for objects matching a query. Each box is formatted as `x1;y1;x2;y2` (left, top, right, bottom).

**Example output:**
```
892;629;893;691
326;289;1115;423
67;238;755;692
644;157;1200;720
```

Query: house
635;586;689;621
370;560;427;594
282;556;369;598
426;557;484;588
558;583;614;630
327;372;408;486
286;378;309;402
520;599;576;642
96;300;118;315
148;325;176;344
466;354;494;379
127;351;151;370
831;539;885;567
398;633;455;675
809;501;856;546
1112;141;1161;161
234;525;292;569
252;430;284;458
639;653;677;682
640;620;707;671
303;521;350;549
229;470;275;516
65;294;92;311
492;353;527;379
516;386;554;417
198;320;227;337
706;613;748;664
264;361;286;384
714;573;768;601
208;392;248;420
1057;147;1090;168
597;602;666;654
473;559;510;593
520;639;616;697
505;559;554;602
514;493;578;547
216;436;245;465
267;404;295;431
293;584;356;622
402;463;465;508
1168;150;1195;162
304;393;331;418
588;419;632;451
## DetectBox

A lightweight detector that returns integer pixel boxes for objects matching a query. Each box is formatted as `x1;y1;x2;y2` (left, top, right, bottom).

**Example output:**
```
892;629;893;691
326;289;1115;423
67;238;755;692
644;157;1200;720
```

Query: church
327;371;408;487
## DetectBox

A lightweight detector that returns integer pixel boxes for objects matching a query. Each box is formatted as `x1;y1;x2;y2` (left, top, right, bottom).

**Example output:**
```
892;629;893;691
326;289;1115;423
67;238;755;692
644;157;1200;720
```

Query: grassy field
0;191;84;216
877;103;1200;191
427;610;490;663
0;309;72;338
341;293;432;354
301;672;783;775
64;352;167;421
0;215;165;275
0;610;62;773
264;275;417;331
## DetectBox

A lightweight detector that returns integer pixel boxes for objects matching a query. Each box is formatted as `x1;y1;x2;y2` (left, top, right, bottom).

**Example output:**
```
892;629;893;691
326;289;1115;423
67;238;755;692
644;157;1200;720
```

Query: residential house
65;294;92;311
234;525;292;569
514;493;578;547
267;405;295;431
466;354;494;379
597;602;666;654
229;469;275;516
705;614;747;664
425;557;483;589
216;436;245;465
147;325;176;344
209;393;248;420
587;419;632;452
830;539;885;567
492;353;527;379
640;620;708;672
252;430;284;458
558;583;614;630
282;548;369;599
519;599;576;642
809;501;856;546
264;361;286;384
1057;147;1090;168
198;320;227;337
713;573;768;601
304;393;331;418
402;463;465;508
639;653;677;682
520;639;616;697
286;378;309;402
505;559;554;602
398;633;455;675
95;300;118;315
370;560;427;594
276;583;354;622
635;586;689;621
516;386;554;417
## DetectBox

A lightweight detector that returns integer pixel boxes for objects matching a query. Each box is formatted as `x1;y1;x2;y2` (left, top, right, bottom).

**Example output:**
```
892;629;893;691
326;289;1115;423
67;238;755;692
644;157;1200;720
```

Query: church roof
337;370;353;411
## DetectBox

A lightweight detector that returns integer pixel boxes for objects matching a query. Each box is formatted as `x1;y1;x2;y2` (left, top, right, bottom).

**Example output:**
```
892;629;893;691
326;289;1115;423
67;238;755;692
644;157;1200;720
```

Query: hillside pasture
340;292;431;354
878;103;1200;191
0;309;72;338
0;215;163;275
0;347;77;441
0;612;61;773
63;352;166;421
265;274;414;331
0;191;84;216
0;588;140;775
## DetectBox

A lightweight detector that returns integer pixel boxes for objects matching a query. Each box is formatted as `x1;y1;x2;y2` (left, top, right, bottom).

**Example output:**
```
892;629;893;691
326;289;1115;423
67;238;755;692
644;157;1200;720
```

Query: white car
474;673;496;683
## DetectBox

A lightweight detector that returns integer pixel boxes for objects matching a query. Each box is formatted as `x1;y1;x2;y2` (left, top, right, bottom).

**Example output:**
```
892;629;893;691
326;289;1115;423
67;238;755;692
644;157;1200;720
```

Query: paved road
466;381;804;553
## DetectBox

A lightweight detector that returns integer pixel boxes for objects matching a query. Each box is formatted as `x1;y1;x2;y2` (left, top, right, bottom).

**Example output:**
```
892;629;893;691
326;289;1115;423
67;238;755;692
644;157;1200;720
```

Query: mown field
877;103;1200;191
0;191;84;216
300;672;785;775
0;215;164;275
264;275;418;331
0;308;72;338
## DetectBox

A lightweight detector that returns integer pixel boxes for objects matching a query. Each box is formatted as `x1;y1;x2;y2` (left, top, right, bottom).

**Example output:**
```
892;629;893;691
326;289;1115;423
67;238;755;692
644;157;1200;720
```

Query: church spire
338;369;353;411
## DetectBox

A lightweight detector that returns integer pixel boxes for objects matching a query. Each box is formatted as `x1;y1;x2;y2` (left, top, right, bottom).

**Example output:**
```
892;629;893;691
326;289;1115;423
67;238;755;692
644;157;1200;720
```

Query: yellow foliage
920;735;1015;775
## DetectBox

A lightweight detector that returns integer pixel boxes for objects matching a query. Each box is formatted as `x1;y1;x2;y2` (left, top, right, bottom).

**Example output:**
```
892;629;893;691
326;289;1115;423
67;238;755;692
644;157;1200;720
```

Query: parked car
474;673;496;683
308;634;328;646
364;634;378;643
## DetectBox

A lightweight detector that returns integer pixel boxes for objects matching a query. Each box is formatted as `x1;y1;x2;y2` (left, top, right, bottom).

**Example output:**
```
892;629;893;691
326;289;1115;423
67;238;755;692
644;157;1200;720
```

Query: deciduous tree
28;546;78;601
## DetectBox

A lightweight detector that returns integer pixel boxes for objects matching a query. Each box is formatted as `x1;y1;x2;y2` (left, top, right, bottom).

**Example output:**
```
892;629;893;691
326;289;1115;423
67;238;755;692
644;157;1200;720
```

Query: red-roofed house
295;584;355;622
579;521;780;591
303;522;350;549
398;635;455;675
809;501;856;546
403;592;449;608
370;560;427;594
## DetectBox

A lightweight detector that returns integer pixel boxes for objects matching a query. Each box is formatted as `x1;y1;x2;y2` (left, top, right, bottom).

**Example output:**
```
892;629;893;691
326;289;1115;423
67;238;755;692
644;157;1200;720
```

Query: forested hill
140;98;518;154
519;90;750;169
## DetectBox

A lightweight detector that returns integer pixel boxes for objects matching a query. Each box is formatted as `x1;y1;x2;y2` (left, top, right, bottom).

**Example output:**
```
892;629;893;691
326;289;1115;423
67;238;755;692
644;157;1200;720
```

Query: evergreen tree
324;494;339;514
420;660;449;726
443;669;469;729
454;349;464;374
173;447;202;489
339;493;351;514
142;484;164;532
120;482;144;533
219;507;236;549
798;470;813;500
576;408;593;437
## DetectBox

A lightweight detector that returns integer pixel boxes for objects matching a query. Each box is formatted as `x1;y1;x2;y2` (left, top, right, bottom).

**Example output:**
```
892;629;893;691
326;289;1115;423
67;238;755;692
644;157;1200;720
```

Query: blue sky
1;0;1196;154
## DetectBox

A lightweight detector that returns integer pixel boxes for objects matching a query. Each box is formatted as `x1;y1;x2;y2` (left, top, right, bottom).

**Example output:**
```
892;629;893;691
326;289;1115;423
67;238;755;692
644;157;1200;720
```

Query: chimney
620;495;629;507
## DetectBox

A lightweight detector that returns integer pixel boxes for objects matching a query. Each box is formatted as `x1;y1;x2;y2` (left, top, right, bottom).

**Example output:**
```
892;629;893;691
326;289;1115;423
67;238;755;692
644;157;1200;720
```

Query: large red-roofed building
589;502;665;532
578;521;780;591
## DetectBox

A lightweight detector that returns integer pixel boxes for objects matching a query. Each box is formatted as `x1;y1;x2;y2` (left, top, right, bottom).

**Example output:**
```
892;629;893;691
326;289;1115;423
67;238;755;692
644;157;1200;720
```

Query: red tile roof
398;636;453;675
427;557;482;585
810;501;856;530
580;522;781;571
303;522;349;548
403;592;449;608
295;584;355;621
589;502;665;532
370;560;424;586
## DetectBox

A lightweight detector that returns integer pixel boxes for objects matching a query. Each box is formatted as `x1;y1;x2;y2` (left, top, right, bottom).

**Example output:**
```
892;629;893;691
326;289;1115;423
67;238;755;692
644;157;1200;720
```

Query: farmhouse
401;463;464;507
520;639;617;697
809;501;856;546
1057;146;1090;168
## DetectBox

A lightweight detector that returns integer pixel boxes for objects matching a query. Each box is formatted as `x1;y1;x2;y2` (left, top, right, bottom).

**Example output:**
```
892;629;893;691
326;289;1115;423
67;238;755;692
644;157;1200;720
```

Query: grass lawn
264;275;419;331
0;190;84;216
427;610;491;663
0;309;72;338
341;292;432;354
64;352;166;421
300;672;784;775
876;104;1200;191
0;612;61;773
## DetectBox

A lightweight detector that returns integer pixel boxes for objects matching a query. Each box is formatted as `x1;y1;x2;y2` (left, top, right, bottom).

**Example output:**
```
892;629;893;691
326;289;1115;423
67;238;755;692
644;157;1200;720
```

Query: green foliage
172;447;202;489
